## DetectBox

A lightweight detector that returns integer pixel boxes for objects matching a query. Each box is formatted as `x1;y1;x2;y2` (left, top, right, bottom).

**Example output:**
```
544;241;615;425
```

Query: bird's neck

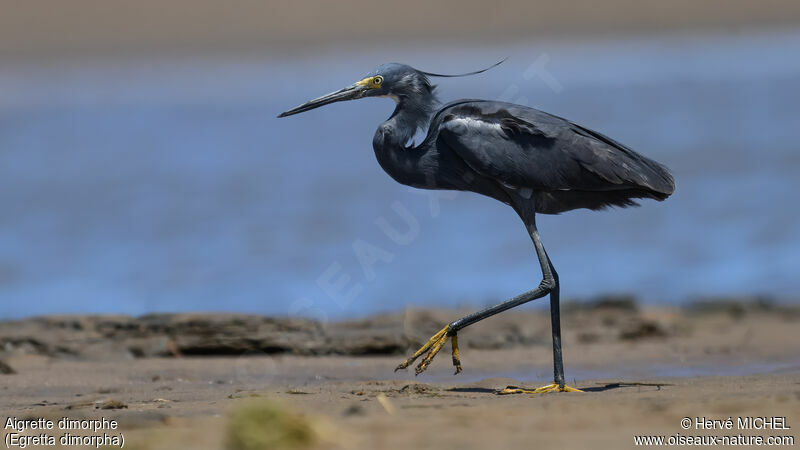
374;93;435;146
372;96;436;186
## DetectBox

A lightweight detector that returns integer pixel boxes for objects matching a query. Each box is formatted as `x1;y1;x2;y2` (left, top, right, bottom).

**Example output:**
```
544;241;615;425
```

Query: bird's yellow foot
395;325;462;375
496;383;584;395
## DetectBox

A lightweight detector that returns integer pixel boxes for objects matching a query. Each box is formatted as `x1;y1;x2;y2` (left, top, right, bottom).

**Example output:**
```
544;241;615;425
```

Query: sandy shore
2;301;798;449
4;0;800;60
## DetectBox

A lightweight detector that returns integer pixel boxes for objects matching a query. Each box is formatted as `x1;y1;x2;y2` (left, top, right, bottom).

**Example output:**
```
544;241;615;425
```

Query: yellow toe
496;383;583;395
396;325;462;375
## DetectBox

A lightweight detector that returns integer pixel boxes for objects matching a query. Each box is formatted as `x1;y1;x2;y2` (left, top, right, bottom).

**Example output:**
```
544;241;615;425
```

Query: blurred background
1;0;799;320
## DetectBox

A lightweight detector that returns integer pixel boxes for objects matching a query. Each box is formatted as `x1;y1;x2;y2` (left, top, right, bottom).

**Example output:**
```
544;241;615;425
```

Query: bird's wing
436;101;675;196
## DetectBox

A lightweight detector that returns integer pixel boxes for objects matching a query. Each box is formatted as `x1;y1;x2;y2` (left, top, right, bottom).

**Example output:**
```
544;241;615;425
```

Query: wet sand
2;303;799;449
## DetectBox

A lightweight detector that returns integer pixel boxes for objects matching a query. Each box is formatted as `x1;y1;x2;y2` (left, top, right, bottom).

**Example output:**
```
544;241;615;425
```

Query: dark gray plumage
279;62;674;392
378;98;674;215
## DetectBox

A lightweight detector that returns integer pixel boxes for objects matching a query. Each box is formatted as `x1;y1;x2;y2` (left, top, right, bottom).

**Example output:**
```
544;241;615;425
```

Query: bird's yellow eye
373;76;383;87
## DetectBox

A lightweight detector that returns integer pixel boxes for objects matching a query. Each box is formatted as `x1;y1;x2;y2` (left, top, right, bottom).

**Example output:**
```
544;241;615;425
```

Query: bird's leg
548;258;567;389
396;220;577;391
396;224;553;376
496;252;582;394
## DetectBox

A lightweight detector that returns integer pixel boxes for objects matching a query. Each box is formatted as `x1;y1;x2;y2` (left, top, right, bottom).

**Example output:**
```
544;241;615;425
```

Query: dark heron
278;61;674;393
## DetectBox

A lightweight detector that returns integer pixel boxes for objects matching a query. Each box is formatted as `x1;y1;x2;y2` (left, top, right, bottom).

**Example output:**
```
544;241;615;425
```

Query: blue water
1;31;799;320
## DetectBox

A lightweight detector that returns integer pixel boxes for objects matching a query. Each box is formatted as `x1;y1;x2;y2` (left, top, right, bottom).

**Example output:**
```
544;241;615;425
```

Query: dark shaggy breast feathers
435;101;675;214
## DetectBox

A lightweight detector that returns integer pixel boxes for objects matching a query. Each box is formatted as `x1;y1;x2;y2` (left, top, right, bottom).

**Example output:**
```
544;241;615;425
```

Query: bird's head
277;63;431;118
277;60;504;118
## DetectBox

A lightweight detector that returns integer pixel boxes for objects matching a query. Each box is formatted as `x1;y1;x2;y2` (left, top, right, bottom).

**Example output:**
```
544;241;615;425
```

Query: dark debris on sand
0;359;16;374
0;297;795;361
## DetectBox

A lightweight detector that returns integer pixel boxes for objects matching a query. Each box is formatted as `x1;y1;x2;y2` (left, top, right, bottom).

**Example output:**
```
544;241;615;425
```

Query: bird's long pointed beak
278;84;369;118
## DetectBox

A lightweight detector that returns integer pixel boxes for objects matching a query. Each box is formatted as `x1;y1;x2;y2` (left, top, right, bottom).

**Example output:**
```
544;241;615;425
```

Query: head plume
417;58;507;78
